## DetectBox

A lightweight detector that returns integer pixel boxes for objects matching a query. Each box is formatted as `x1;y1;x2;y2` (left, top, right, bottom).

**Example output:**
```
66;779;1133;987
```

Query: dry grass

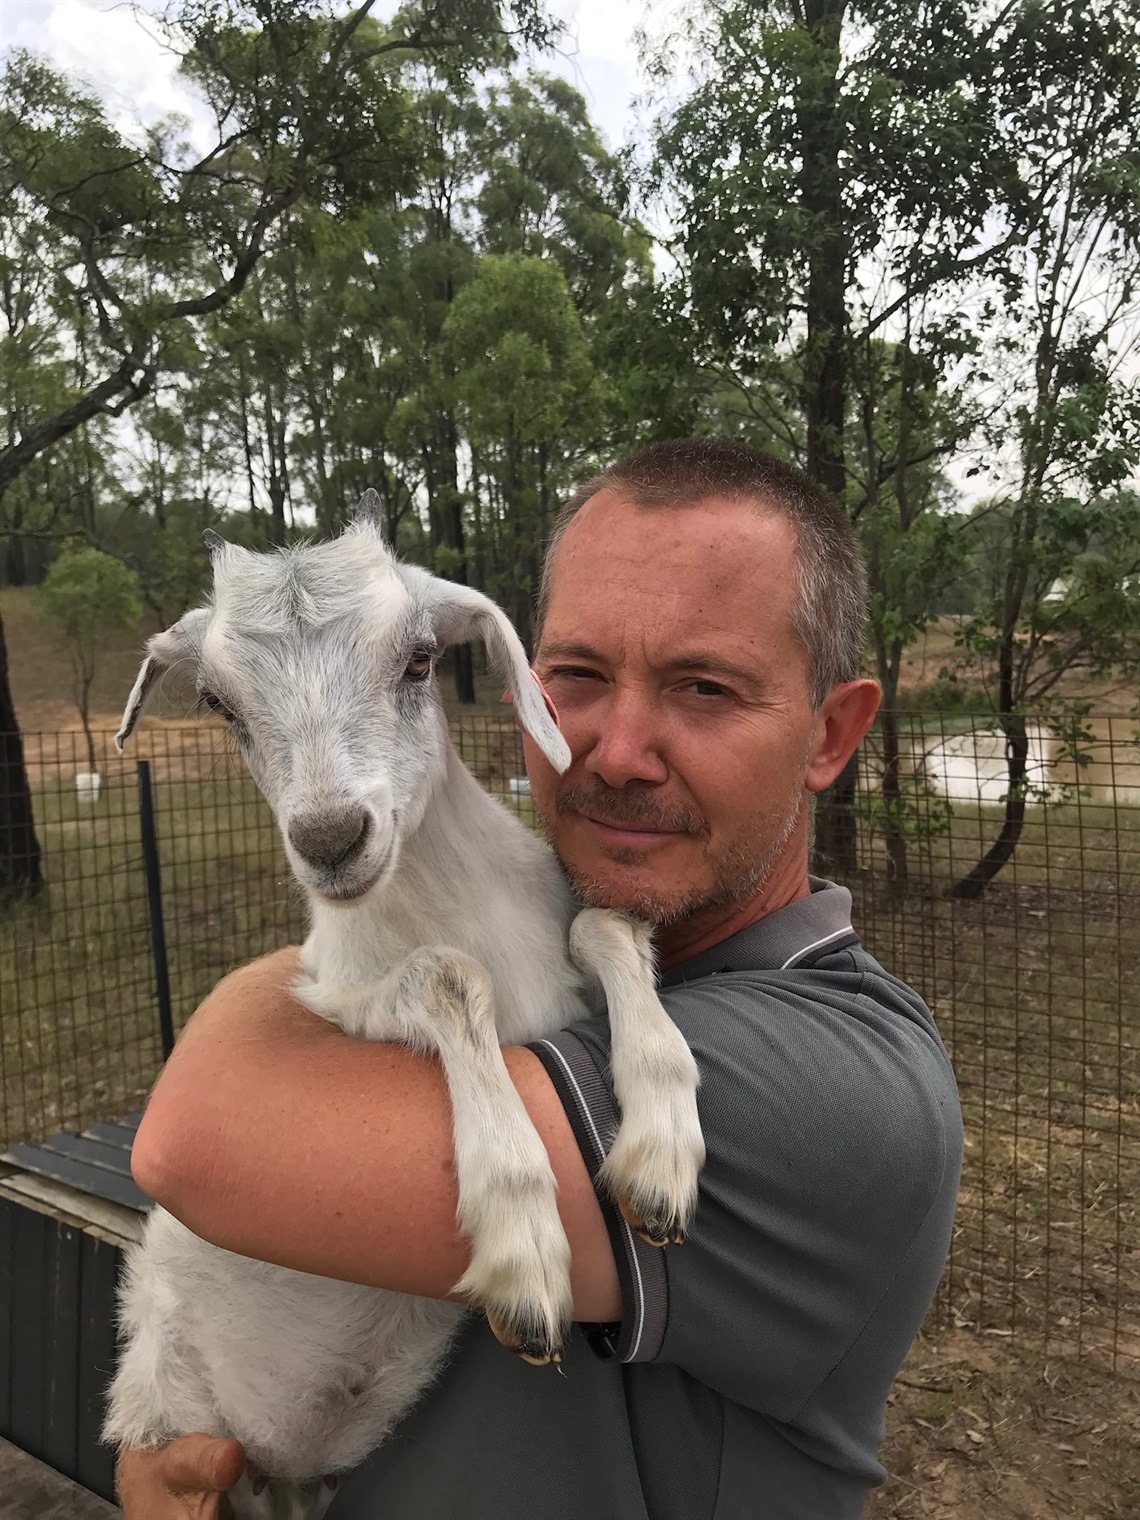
873;1330;1140;1518
897;620;1140;717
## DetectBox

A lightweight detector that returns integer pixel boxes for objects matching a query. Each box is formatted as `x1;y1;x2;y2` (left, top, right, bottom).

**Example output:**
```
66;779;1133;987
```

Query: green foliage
955;490;1140;705
38;545;142;646
38;543;144;768
443;254;603;444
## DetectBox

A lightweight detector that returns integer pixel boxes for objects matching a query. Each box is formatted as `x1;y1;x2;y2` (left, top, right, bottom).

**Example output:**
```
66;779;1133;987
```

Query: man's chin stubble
556;836;789;928
536;804;802;928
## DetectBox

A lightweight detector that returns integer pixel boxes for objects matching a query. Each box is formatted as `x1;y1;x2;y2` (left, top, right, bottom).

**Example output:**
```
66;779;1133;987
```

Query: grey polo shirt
329;879;963;1519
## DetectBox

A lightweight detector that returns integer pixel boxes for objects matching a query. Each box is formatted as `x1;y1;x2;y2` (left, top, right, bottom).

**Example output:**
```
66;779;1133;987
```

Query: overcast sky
0;0;656;154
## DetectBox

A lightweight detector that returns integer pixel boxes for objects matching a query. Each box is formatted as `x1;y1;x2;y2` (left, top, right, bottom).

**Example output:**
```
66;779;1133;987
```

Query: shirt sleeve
530;962;963;1422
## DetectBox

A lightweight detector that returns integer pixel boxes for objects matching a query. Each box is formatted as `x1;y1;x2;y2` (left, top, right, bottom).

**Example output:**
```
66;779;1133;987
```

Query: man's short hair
537;438;868;708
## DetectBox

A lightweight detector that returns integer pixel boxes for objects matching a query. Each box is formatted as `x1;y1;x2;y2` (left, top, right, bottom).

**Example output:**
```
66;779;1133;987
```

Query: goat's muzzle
287;806;373;875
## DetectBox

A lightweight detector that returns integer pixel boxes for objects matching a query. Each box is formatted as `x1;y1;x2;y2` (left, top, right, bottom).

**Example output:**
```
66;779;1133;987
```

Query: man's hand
116;1433;245;1520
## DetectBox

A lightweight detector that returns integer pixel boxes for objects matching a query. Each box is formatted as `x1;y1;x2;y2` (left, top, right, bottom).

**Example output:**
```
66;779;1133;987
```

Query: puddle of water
905;718;1140;807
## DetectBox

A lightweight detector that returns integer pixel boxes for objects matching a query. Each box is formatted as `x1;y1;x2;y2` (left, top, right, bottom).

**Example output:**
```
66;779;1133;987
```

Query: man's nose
582;685;669;789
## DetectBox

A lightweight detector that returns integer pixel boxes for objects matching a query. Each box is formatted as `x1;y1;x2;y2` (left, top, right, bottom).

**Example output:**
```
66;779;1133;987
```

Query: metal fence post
136;758;175;1061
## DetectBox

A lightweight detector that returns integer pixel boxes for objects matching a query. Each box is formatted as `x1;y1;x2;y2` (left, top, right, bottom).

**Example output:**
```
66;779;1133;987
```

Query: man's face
525;490;821;925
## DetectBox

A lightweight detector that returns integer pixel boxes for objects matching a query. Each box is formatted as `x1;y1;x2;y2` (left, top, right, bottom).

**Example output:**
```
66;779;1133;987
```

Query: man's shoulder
657;888;944;1071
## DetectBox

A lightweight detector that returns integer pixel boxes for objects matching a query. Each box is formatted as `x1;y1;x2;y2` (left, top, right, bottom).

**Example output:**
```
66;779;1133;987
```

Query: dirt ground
872;1330;1140;1519
896;625;1139;716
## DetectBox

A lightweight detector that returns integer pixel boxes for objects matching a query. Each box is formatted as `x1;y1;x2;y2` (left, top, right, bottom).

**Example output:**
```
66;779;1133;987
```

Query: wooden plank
5;1149;151;1214
0;1437;120;1520
42;1221;80;1480
76;1233;121;1502
8;1205;46;1458
0;1176;146;1244
34;1135;136;1180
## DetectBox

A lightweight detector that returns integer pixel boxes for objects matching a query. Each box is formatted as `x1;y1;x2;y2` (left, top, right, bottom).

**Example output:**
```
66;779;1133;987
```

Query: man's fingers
117;1435;245;1520
163;1433;246;1495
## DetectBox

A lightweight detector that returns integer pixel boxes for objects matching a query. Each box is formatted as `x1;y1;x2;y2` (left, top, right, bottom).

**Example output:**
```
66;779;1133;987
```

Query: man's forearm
132;950;621;1320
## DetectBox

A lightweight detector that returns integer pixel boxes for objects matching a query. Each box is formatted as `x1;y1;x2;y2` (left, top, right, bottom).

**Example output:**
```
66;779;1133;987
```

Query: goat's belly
105;1208;464;1481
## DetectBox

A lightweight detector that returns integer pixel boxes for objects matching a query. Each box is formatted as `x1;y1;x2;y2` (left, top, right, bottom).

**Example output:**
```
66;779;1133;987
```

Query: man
118;438;962;1519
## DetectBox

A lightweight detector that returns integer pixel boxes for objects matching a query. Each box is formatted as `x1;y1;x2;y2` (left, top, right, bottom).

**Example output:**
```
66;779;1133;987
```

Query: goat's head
116;493;569;904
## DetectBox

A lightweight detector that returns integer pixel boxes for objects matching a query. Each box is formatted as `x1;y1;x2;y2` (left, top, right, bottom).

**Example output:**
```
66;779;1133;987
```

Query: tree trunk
5;533;27;587
951;711;1030;900
264;389;289;547
870;574;908;891
434;411;476;704
878;707;908;891
79;669;98;776
0;598;44;900
952;498;1034;897
798;0;848;503
798;0;856;871
813;751;860;878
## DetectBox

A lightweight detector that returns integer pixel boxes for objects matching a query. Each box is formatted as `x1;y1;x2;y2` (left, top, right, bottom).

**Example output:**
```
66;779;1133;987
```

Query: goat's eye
200;690;236;723
403;654;434;683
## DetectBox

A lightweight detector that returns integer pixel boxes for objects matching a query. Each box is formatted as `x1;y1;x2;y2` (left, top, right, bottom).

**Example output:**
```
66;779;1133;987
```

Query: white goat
106;496;705;1520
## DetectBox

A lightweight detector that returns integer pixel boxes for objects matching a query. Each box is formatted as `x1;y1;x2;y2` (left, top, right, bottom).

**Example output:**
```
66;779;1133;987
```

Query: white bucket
75;771;102;804
507;777;531;797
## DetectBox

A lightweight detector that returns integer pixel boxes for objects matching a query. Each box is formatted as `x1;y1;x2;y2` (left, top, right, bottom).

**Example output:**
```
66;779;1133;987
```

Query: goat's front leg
568;909;705;1247
387;948;573;1366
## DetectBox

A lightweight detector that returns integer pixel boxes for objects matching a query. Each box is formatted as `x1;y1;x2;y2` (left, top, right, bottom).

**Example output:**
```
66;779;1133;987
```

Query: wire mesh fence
0;711;1137;1376
848;711;1140;1377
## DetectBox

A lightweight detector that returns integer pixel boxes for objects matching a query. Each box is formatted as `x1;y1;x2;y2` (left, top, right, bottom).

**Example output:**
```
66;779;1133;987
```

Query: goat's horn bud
352;488;384;530
203;529;226;560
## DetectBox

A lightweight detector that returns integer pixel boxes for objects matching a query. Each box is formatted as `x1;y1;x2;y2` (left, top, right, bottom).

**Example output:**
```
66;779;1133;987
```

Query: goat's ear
115;609;208;752
430;583;570;774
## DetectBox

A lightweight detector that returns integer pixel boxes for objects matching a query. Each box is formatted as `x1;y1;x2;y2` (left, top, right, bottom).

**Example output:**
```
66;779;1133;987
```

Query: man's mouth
580;813;685;846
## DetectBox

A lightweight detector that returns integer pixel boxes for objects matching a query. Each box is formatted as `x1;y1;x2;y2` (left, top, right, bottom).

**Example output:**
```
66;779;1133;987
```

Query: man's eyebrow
536;640;605;662
668;653;762;686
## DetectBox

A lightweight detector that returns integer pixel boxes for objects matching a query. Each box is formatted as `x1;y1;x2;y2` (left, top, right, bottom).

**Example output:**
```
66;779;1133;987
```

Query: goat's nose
287;807;372;871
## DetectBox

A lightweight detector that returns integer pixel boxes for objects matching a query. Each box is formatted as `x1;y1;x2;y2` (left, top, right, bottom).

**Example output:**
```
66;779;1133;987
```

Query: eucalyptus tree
387;68;637;692
642;0;1023;869
945;1;1140;898
0;0;557;896
847;336;971;888
443;253;606;647
38;546;143;775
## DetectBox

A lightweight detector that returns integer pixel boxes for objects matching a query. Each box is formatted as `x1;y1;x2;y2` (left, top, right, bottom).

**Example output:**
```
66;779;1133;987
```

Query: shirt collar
659;877;859;988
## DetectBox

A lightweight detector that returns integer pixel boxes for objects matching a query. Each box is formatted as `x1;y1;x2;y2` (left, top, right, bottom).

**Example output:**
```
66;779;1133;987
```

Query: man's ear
115;609;209;752
424;579;570;774
804;680;881;792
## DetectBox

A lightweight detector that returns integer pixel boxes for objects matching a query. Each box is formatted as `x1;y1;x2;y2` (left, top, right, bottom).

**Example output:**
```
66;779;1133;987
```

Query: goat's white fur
105;516;704;1520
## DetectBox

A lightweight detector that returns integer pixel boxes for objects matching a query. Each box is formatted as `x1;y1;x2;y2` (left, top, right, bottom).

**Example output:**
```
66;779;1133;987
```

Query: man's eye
686;680;730;698
200;690;236;722
403;654;434;683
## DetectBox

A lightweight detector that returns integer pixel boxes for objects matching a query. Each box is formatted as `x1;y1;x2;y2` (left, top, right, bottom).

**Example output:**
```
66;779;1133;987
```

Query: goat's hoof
484;1305;564;1367
616;1191;689;1248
